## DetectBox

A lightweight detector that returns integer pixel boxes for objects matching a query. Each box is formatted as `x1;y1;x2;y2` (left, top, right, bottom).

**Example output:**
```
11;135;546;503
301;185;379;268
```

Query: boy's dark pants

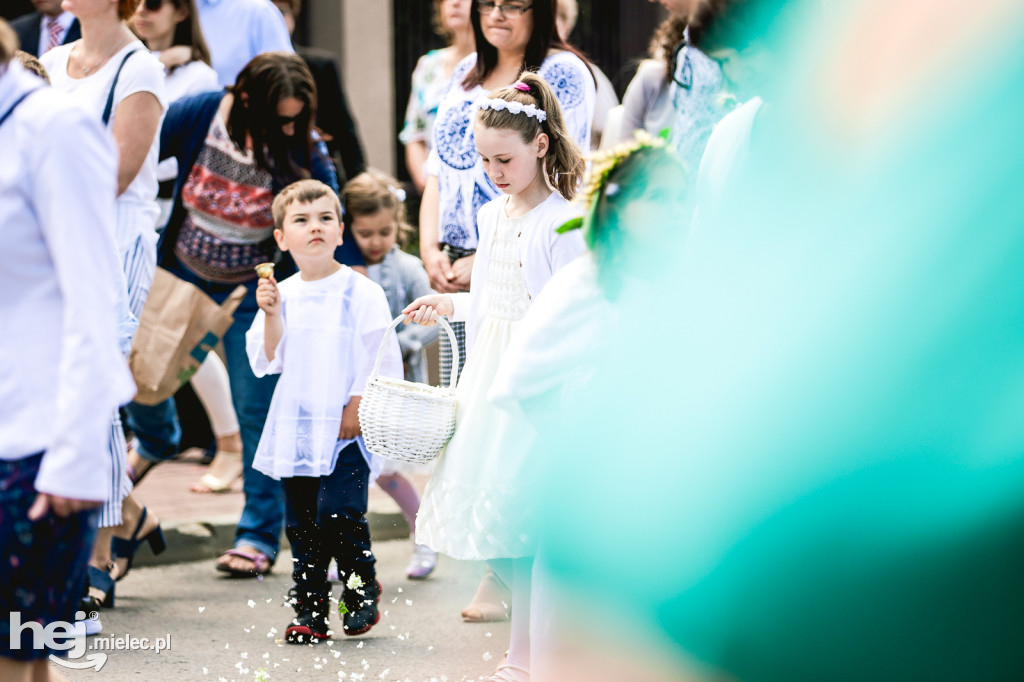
282;441;375;604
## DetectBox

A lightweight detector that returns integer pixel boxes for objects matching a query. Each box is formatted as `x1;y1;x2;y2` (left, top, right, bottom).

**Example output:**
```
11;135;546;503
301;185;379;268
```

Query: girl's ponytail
475;71;585;200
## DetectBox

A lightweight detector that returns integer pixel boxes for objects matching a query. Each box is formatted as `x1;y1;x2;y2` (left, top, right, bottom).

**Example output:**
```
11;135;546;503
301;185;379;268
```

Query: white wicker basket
359;315;459;464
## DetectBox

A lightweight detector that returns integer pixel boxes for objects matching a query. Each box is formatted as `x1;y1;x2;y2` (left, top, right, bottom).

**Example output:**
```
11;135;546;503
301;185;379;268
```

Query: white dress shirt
37;11;75;55
0;62;136;500
195;0;294;87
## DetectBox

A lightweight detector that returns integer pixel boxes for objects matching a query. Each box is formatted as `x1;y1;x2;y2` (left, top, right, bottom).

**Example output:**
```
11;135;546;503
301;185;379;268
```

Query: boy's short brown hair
271;179;343;231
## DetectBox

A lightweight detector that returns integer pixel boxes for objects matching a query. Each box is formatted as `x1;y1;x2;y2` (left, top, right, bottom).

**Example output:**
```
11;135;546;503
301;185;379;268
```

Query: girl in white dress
403;72;586;682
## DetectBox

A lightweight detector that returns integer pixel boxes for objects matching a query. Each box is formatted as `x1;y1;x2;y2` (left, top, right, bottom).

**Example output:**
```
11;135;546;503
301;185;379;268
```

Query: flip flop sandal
216;548;272;578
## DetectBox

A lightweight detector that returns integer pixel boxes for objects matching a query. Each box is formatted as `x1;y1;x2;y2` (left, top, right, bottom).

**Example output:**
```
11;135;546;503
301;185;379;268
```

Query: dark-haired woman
132;0;216;101
124;51;340;578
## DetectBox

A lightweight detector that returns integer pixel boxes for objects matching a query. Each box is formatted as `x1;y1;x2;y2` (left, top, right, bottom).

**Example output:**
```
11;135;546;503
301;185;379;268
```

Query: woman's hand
28;493;101;520
402;294;455;326
339;397;361;440
423;247;459;293
255;275;281;316
448;254;475;292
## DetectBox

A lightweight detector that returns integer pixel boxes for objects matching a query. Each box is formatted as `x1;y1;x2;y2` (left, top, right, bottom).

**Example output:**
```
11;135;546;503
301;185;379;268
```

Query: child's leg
376;472;420;529
377;470;437;579
320;442;374;583
281;476;331;601
486;557;533;682
189;354;244;493
190;352;240;439
463;566;512;622
319;442;379;635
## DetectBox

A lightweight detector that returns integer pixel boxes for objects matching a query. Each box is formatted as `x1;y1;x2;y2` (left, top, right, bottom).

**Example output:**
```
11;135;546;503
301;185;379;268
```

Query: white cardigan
450;192;585;352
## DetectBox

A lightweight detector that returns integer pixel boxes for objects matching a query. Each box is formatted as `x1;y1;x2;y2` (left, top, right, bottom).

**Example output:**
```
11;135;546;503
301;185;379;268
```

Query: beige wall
306;0;395;176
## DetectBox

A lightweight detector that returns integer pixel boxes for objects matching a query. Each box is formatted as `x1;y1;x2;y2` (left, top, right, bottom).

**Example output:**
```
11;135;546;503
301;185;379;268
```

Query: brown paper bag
129;268;247;406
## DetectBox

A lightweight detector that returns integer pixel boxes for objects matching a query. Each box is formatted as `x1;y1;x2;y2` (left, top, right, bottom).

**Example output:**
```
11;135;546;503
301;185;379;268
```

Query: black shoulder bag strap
0;87;42;129
101;48;141;126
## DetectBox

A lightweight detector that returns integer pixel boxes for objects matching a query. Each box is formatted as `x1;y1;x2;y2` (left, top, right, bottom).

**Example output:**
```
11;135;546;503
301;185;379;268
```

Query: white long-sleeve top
245;266;403;480
450;192;585;353
0;62;136;500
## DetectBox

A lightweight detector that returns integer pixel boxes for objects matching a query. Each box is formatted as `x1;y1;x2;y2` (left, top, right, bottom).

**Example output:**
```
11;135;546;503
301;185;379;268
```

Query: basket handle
370;314;460;390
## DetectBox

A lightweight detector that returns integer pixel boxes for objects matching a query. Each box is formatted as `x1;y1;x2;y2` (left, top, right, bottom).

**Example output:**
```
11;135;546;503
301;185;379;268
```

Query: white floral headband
387;184;407;203
475;98;547;123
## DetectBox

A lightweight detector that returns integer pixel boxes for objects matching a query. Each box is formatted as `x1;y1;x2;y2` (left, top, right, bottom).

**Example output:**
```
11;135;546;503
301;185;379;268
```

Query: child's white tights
488;557;533;681
190;352;240;438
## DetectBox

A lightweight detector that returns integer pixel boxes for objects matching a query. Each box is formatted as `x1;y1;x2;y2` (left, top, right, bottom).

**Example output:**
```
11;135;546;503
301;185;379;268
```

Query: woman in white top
0;20;133;678
131;0;216;103
131;0;245;498
41;0;166;609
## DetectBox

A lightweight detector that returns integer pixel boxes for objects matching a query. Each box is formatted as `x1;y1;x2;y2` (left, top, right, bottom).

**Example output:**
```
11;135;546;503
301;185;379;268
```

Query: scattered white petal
241;652;248;659
397;588;403;593
198;606;206;613
483;652;493;661
356;642;364;649
201;667;208;675
247;599;256;608
485;632;492;638
405;599;413;606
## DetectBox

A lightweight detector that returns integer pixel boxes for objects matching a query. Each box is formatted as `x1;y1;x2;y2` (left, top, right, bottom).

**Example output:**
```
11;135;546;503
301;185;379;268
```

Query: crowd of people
4;0;1024;680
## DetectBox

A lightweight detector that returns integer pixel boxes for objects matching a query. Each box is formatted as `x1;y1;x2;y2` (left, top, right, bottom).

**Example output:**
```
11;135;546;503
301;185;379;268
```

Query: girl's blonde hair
476;71;585;200
341;169;414;248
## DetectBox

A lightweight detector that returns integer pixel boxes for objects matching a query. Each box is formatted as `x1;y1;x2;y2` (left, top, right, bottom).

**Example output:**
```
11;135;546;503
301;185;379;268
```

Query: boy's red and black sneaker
285;591;331;644
341;578;381;636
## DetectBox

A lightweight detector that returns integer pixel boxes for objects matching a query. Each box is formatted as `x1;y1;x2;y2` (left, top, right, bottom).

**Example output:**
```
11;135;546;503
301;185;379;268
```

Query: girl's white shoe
405;544;437;579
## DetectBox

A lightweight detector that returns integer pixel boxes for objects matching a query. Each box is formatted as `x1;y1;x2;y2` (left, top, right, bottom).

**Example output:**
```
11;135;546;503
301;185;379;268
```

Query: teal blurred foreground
525;2;1024;680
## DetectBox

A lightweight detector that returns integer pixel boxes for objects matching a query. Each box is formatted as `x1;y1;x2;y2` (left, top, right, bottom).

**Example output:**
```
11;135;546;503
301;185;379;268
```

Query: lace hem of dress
415;475;536;561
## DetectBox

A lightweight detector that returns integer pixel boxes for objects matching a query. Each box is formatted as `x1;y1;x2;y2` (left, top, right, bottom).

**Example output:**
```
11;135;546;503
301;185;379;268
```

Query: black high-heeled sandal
110;507;166;582
86;564;116;609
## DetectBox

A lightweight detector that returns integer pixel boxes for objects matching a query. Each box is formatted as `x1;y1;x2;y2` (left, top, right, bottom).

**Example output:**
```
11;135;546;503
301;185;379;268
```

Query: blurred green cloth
533;4;1024;680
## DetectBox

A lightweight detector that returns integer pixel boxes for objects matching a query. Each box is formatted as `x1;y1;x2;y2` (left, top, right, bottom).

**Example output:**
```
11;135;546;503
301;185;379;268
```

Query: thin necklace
74;38;128;76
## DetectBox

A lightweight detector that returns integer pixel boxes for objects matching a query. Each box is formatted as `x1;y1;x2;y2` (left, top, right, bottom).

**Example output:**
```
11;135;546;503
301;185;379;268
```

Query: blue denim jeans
124;258;284;561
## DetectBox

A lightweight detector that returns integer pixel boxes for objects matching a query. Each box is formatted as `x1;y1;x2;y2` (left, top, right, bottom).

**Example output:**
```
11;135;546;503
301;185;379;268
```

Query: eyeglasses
142;0;167;11
476;1;533;18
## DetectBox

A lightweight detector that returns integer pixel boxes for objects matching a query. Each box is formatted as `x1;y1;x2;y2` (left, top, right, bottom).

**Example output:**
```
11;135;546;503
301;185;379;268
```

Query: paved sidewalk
129;449;430;568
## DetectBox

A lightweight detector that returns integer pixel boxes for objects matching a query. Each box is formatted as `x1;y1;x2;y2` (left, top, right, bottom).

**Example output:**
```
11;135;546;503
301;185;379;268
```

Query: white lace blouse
246;266;403;480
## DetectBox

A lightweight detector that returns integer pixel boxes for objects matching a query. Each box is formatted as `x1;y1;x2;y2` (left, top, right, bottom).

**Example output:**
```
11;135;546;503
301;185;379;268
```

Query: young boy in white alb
247;179;402;643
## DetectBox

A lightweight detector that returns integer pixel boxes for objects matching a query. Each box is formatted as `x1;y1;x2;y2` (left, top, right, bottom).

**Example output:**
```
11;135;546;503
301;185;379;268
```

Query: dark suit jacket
10;12;81;58
296;45;366;186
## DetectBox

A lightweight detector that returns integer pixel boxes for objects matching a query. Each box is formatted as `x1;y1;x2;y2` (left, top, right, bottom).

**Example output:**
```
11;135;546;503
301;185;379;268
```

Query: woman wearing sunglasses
131;0;216;103
40;0;167;617
123;52;340;580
